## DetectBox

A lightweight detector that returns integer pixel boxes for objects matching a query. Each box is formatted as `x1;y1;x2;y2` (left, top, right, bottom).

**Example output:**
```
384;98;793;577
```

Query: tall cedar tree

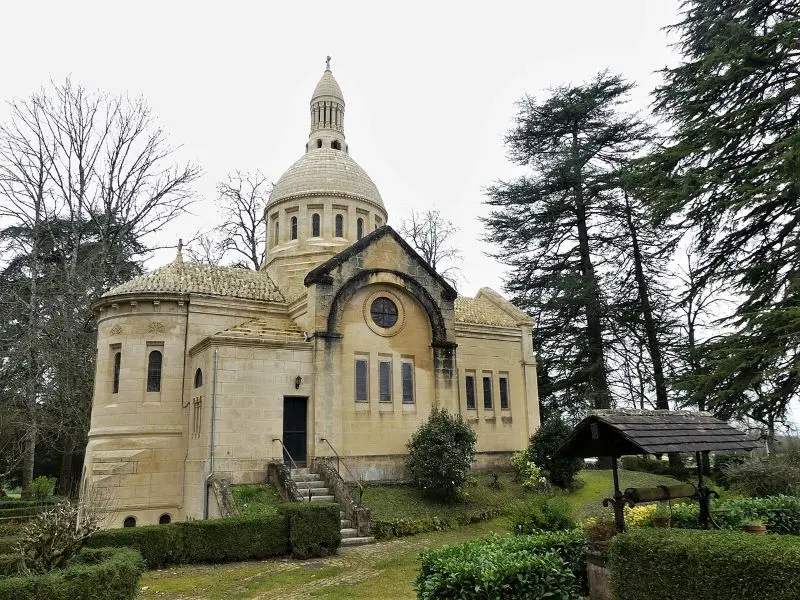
485;72;649;412
648;0;800;436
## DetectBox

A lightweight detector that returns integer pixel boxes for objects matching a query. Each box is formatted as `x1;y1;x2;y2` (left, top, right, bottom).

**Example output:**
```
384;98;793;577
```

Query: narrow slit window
274;220;279;246
465;375;476;410
379;359;392;402
194;368;203;388
483;375;493;410
499;377;509;410
357;217;364;240
355;357;369;402
112;351;121;394
312;213;321;237
291;216;298;240
335;214;344;237
402;361;414;404
147;350;162;393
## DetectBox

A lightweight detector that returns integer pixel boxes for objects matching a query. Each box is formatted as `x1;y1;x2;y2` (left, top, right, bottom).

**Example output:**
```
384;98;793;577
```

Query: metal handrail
319;437;364;504
272;438;299;472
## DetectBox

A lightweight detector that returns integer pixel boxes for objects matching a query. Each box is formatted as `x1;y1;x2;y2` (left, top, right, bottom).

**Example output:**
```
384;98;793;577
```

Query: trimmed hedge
0;506;46;519
641;496;800;533
417;531;584;600
0;547;143;600
373;508;502;540
87;513;289;568
0;536;18;554
0;499;57;511
280;503;341;559
0;552;20;576
609;528;800;600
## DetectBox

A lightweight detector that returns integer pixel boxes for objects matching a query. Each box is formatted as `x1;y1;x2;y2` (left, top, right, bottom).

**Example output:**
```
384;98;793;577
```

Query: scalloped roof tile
455;295;518;327
102;259;285;303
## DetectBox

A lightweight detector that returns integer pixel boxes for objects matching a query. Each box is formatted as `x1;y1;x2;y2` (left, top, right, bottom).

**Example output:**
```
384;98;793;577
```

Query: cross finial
325;55;331;71
175;238;184;263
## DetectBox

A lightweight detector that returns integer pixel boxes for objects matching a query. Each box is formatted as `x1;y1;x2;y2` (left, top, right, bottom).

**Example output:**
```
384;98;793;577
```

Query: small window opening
112;351;121;394
159;514;171;525
466;375;476;410
291;216;298;240
335;214;344;237
147;350;162;393
194;368;203;388
316;139;322;148
274;220;279;246
331;140;341;150
123;516;136;528
312;213;321;237
357;218;364;240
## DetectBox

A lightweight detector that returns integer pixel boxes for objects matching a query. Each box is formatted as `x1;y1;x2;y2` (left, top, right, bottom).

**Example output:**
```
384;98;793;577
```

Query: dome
312;69;343;101
268;148;384;210
101;259;285;303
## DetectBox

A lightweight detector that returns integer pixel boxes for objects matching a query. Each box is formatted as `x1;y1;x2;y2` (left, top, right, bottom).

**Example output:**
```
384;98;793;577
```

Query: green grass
568;469;683;518
231;483;284;517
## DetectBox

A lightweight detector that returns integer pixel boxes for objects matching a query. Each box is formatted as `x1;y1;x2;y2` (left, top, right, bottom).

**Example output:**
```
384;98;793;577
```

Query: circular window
370;297;398;328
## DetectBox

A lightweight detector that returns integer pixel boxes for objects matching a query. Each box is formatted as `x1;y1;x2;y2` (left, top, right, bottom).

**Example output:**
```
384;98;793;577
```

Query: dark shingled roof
558;409;760;458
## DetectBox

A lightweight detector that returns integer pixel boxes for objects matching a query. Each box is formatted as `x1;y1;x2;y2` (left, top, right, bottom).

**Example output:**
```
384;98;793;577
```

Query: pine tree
484;72;650;412
647;0;800;436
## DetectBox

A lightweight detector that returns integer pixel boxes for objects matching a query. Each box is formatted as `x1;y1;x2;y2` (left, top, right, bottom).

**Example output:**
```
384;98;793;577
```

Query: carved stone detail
110;324;122;336
148;322;166;334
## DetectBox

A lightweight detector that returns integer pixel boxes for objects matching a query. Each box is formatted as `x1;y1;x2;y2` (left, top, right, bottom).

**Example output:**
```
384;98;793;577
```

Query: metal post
603;455;628;533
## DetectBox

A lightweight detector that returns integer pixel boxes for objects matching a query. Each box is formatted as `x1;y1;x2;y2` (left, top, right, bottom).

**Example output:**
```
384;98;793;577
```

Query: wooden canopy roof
557;409;760;458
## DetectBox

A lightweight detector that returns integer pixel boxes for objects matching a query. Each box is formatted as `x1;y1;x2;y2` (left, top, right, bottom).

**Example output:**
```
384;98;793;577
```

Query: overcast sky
1;0;681;298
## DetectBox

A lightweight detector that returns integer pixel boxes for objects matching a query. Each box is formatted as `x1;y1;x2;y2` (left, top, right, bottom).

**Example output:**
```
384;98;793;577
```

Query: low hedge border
0;499;57;511
0;535;19;554
0;506;47;519
609;528;800;600
417;530;585;600
87;503;341;567
373;508;502;540
0;547;144;600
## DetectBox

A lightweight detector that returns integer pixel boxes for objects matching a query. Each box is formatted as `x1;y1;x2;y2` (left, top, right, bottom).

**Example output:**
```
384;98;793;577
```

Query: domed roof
268;148;384;210
101;259;285;303
312;68;343;101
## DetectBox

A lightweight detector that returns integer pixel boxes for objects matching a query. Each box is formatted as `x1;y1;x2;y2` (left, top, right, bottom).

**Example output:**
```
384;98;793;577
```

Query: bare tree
216;170;269;270
398;208;462;287
185;231;226;266
0;78;200;495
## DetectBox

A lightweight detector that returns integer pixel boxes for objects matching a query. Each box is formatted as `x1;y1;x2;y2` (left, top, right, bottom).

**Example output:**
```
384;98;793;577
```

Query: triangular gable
304;225;458;301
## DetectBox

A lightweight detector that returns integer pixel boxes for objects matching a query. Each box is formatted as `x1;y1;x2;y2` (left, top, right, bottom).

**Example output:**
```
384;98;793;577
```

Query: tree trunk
573;130;612;410
58;440;75;497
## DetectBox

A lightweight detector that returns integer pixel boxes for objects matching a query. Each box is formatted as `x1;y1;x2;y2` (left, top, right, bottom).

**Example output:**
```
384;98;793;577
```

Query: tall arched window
312;213;321;237
291;216;298;240
194;368;203;388
112;351;121;394
335;214;344;237
274;220;280;246
147;350;162;393
357;218;364;240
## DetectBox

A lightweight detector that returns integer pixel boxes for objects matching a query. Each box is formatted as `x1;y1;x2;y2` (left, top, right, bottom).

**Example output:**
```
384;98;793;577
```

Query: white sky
0;0;681;297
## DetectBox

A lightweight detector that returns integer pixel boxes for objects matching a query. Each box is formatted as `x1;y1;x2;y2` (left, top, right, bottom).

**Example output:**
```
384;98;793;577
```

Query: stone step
300;495;335;503
292;473;320;482
295;480;325;489
340;536;375;547
340;528;359;538
340;519;351;528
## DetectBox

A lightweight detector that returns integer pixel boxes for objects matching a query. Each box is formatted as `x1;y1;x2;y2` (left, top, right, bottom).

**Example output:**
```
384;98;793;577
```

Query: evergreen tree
647;0;800;436
484;72;650;412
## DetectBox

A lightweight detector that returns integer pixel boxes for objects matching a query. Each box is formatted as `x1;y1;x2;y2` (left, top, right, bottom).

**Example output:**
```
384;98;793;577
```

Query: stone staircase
290;467;374;547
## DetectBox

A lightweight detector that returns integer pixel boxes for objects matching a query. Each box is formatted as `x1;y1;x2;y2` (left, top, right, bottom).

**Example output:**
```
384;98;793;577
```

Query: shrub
0;506;46;519
712;453;746;486
279;503;341;559
609;528;800;600
406;408;476;502
0;547;143;600
715;495;800;534
510;451;550;492
510;496;575;534
528;416;581;489
620;455;690;479
87;513;289;568
28;476;57;501
724;454;800;497
417;531;585;600
0;535;19;553
373;508;503;540
0;499;57;510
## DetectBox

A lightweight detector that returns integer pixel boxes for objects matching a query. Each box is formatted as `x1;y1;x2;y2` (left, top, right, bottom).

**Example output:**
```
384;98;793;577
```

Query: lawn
231;483;284;517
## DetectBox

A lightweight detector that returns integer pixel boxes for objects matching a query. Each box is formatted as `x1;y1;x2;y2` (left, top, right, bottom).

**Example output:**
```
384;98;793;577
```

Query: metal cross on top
325;55;331;70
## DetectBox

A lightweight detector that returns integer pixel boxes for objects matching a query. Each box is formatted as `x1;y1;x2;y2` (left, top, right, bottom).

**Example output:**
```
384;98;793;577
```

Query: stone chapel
82;62;541;528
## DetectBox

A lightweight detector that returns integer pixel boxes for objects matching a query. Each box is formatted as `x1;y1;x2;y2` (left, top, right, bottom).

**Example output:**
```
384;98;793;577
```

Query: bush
417;531;585;600
0;547;143;600
406;408;476;502
620;455;691;479
528;416;581;489
609;528;800;600
0;506;46;519
28;476;57;501
510;496;575;534
724;454;800;497
372;508;503;540
715;495;800;533
0;535;18;553
0;499;57;510
712;453;746;486
510;451;550;491
279;503;341;559
87;513;289;568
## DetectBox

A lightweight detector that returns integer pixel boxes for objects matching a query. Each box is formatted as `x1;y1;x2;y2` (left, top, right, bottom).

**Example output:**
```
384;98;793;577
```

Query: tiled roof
455;295;518;327
102;258;285;303
312;68;344;101
213;315;305;343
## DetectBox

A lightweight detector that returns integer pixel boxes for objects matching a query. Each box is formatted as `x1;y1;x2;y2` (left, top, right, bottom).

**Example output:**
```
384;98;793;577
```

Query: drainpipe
204;347;218;519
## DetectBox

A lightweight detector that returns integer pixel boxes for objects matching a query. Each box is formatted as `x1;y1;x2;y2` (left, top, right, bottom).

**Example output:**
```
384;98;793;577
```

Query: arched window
316;139;322;148
274;220;279;246
123;516;136;528
291;216;298;240
112;351;121;394
357;218;364;240
194;368;203;388
159;514;171;525
331;140;341;150
335;214;344;237
312;213;321;237
147;350;162;393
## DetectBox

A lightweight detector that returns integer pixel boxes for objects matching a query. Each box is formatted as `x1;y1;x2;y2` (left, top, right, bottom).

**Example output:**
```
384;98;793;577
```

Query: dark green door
282;396;307;467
